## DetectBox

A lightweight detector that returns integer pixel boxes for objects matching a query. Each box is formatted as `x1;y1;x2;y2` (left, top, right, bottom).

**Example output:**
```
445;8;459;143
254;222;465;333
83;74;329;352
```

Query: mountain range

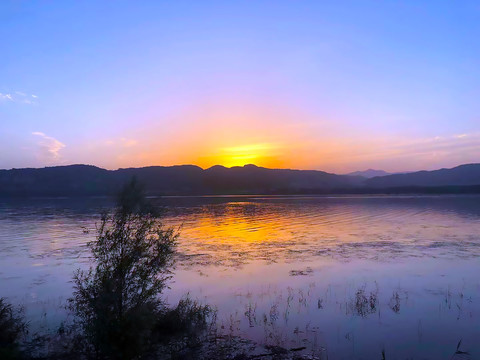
1;163;480;197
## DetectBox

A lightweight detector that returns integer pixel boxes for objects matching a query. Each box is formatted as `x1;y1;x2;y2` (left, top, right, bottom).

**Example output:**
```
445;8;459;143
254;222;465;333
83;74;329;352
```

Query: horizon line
2;162;479;175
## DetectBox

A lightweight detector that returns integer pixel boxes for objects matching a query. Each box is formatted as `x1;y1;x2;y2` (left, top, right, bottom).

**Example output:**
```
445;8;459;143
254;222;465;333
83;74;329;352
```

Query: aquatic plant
347;287;379;317
389;291;401;313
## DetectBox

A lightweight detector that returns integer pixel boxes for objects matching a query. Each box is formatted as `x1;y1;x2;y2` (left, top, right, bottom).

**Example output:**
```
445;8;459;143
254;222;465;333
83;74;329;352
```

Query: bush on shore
0;298;27;360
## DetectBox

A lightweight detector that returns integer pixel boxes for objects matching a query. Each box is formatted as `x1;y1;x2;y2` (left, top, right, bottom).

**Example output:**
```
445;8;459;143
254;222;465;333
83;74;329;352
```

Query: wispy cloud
32;132;66;162
0;93;13;101
0;91;38;104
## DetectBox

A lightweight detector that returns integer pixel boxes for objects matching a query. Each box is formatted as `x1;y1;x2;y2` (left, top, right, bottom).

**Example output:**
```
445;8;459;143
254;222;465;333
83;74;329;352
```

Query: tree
70;179;178;359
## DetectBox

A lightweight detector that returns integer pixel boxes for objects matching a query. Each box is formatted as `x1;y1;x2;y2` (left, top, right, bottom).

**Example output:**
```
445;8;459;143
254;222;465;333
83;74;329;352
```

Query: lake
1;195;479;359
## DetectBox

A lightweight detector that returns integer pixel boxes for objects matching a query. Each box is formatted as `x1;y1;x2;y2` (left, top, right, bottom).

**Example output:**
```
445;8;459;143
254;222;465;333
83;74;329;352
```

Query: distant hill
0;164;363;197
347;169;391;178
1;163;480;197
365;164;480;188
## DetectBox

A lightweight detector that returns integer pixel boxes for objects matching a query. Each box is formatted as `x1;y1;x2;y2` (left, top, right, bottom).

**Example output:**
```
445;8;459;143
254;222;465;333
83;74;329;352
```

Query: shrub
0;298;26;360
70;179;178;359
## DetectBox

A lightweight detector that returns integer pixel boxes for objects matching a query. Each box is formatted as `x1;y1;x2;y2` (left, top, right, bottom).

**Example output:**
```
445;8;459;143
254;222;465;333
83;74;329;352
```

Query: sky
1;1;479;173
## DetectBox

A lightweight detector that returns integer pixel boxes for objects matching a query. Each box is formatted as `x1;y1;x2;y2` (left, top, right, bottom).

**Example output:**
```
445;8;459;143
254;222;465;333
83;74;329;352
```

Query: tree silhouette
70;178;177;359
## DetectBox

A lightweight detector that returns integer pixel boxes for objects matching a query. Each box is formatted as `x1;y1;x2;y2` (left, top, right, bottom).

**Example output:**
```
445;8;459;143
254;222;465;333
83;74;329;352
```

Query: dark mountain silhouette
0;165;111;197
347;169;391;178
365;164;480;188
201;164;363;194
0;164;363;197
1;163;480;197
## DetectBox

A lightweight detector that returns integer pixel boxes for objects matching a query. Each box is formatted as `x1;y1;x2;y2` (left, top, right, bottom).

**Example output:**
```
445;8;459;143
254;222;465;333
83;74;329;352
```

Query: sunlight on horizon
208;143;280;168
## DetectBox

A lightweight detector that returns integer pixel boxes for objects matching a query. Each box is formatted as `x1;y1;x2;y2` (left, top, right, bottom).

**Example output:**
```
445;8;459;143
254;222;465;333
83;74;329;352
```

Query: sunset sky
1;1;479;173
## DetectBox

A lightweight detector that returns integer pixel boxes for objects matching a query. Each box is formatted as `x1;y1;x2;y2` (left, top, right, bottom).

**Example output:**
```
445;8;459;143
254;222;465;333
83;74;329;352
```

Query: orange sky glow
2;2;479;172
72;99;479;174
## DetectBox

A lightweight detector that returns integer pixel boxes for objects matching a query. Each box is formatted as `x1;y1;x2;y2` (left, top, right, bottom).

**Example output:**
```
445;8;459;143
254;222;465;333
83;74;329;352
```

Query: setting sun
218;144;277;168
190;141;289;169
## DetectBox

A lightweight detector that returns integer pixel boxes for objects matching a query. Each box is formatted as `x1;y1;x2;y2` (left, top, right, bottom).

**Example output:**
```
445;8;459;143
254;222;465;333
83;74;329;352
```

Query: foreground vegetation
0;180;215;359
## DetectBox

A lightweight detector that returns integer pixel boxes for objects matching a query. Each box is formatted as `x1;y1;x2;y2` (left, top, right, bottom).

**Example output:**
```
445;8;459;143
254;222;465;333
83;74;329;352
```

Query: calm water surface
1;195;480;359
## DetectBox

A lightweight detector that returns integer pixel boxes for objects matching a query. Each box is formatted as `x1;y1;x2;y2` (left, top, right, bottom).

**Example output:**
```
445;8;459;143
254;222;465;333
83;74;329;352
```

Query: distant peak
206;165;227;170
347;169;391;178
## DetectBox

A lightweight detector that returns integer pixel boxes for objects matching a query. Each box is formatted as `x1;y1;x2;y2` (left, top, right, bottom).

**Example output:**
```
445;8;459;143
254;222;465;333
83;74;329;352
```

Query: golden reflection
181;208;284;244
171;202;340;254
166;200;480;266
